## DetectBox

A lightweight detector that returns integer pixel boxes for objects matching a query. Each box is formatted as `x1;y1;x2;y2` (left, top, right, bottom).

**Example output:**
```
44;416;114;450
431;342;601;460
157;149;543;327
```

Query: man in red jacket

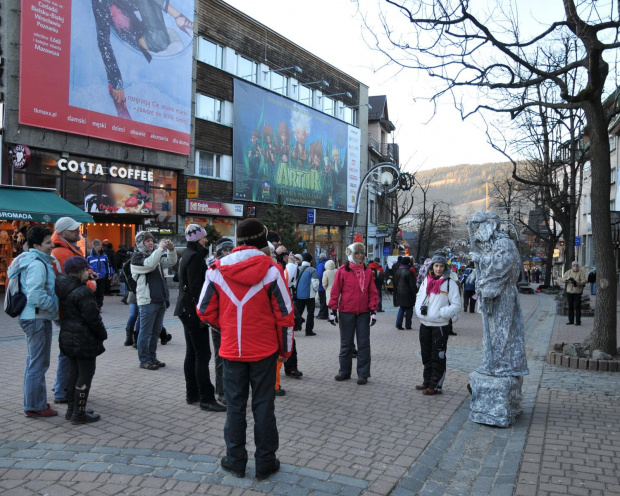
197;218;294;481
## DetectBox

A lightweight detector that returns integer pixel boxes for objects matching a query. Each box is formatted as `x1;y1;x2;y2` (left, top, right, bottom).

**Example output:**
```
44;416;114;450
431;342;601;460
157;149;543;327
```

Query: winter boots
160;327;172;345
124;326;134;346
70;386;101;424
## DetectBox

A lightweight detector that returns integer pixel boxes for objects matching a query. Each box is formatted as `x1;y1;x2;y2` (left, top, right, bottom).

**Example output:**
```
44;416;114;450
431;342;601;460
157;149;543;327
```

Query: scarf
426;273;444;296
349;262;366;292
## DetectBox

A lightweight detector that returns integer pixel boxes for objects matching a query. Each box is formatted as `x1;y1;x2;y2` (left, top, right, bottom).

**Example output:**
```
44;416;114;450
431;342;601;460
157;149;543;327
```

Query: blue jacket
7;249;59;320
87;249;110;279
461;268;476;292
316;258;327;291
296;262;319;300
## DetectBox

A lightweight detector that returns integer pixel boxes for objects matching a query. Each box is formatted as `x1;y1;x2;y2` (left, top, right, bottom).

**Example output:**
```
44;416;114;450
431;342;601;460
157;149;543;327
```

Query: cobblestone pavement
0;290;618;495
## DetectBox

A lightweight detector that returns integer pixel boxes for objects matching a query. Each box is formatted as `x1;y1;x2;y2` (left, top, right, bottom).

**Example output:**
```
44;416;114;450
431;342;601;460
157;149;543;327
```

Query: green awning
0;185;93;223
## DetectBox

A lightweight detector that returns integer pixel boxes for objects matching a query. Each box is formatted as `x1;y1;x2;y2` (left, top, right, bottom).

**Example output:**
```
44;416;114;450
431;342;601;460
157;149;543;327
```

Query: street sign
353;234;363;243
383;243;391;256
307;209;316;224
575;236;581;247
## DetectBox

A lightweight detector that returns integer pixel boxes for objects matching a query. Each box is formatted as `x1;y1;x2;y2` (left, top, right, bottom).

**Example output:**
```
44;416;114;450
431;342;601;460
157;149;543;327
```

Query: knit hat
302;253;313;263
236;219;268;249
64;256;90;274
55;217;81;233
216;237;234;256
401;257;411;266
572;261;579;266
135;231;154;246
294;254;303;262
430;253;448;267
319;251;327;261
185;223;207;242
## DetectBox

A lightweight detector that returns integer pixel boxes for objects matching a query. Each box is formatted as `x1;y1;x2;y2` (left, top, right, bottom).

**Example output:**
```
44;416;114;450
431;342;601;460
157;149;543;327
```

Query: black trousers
463;290;476;313
223;354;278;473
317;291;328;318
566;293;582;324
180;311;216;403
419;323;449;390
376;284;383;312
283;339;298;374
338;312;371;378
94;279;106;308
66;357;97;406
211;328;223;397
295;298;315;334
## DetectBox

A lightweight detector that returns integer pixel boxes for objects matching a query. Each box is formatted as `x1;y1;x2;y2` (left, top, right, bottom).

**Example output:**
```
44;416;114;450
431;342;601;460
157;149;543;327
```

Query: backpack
122;259;137;293
4;259;47;318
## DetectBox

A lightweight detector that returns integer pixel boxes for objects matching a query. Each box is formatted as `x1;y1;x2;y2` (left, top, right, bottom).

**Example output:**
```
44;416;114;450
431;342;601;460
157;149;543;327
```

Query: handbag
126;291;136;304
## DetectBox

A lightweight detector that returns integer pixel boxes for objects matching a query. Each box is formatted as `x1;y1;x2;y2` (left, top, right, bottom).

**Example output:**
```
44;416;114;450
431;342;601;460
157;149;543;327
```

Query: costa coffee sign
12;145;31;170
57;157;154;182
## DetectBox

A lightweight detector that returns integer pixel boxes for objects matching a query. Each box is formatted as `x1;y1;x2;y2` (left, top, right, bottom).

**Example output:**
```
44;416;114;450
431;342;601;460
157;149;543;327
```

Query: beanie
319;251;327;261
294;254;303;263
216;237;234;256
185;223;207;242
64;256;90;274
430;253;448;267
135;231;155;246
236;219;268;249
401;257;411;266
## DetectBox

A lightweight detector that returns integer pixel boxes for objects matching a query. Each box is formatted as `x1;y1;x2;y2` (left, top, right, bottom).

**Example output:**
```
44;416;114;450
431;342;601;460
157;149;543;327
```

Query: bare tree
410;179;454;259
363;0;619;354
388;185;417;253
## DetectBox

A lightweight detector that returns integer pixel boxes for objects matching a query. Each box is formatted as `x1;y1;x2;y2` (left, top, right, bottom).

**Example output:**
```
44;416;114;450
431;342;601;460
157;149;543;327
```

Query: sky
222;0;510;172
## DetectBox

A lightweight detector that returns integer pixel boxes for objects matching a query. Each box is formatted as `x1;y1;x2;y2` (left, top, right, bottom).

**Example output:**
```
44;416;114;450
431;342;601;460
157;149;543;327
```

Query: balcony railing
368;134;397;162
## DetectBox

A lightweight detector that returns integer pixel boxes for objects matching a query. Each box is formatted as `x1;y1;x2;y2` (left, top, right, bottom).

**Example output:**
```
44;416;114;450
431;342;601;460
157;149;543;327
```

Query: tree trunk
584;102;618;356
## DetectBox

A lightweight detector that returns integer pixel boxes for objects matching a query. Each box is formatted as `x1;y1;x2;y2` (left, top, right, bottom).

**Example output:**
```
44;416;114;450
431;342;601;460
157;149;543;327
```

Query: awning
0;185;93;223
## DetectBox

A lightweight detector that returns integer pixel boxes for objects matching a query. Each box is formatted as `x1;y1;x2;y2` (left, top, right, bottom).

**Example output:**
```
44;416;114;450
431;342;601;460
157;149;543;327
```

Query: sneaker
24;408;58;418
567;322;574;325
221;457;245;478
285;370;303;378
357;378;368;385
153;360;166;368
139;363;159;370
415;384;428;390
200;401;226;412
275;387;286;396
448;331;457;336
256;459;280;481
334;374;351;381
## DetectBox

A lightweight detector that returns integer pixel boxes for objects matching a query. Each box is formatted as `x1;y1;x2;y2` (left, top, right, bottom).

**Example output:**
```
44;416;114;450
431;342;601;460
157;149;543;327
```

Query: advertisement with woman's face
19;0;194;155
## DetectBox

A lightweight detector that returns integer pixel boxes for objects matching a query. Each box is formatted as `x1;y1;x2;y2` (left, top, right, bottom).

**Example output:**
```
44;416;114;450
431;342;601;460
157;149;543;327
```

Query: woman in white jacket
321;260;336;303
414;253;461;395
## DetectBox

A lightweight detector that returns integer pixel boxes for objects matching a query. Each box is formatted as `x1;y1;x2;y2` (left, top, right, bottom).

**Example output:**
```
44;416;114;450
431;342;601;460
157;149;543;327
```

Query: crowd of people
7;213;594;480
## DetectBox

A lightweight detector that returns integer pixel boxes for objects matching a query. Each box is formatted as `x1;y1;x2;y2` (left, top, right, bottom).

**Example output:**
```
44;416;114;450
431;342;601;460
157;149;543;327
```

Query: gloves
370;310;377;326
329;309;338;326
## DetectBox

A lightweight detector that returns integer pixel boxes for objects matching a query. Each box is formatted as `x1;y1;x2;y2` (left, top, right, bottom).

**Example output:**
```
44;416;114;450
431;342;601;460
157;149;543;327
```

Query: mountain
411;161;514;217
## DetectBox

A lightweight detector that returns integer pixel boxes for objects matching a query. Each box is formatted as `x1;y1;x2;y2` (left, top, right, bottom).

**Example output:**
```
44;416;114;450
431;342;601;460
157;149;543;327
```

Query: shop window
196;94;222;123
298;85;313;107
298;224;313;242
212;218;236;238
237;54;258;83
197;37;223;68
13;171;60;191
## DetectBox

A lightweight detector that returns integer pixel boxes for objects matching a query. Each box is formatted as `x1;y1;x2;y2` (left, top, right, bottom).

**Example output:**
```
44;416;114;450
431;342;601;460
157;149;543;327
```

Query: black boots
133;330;138;349
124;326;134;346
160;327;172;345
71;386;101;425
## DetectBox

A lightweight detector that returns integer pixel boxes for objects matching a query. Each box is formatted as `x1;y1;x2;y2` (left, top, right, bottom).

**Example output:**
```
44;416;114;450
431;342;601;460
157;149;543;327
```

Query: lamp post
349;162;414;245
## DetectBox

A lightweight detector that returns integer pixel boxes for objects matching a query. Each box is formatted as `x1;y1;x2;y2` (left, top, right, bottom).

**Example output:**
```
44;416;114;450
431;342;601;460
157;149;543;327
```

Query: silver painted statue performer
467;212;529;427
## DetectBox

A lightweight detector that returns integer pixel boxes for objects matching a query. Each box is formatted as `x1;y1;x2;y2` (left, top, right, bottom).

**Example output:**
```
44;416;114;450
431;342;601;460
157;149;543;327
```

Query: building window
610;135;616;152
323;96;335;116
342;105;354;124
611;167;616;184
611;199;616;211
197;37;223;68
195;151;233;181
369;199;376;224
237;54;258;83
196;94;222;123
298;85;312;107
270;72;288;96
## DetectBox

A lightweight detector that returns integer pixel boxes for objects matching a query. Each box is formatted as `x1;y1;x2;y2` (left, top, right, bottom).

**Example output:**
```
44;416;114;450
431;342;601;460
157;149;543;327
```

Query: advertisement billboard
19;0;194;155
232;80;361;212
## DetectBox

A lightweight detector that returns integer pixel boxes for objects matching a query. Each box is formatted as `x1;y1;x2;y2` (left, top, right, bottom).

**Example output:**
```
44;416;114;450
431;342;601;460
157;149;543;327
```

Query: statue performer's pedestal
469;371;523;427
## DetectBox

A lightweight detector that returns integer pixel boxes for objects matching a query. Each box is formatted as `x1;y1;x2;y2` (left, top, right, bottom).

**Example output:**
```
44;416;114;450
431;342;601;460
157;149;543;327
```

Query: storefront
298;224;343;264
184;198;244;250
10;147;179;252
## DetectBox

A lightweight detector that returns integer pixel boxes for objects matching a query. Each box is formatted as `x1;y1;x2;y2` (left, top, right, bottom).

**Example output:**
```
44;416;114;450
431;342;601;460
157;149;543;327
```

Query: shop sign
146;227;174;235
307;209;316;225
186;200;243;217
353;234;363;243
187;178;199;199
11;145;31;170
57;158;154;182
247;206;256;217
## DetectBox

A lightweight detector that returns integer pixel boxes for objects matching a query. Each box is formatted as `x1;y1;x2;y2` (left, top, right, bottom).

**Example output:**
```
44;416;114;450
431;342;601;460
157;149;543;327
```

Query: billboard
19;0;194;155
232;80;361;212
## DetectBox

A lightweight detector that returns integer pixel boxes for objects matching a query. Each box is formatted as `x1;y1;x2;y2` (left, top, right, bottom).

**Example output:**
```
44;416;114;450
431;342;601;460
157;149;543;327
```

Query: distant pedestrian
393;257;417;330
321;259;337;304
587;269;596;295
329;242;379;385
197;218;294;480
55;256;107;424
295;253;319;336
316;252;329;319
368;257;385;312
562;261;586;326
87;239;110;309
461;262;477;313
8;226;59;418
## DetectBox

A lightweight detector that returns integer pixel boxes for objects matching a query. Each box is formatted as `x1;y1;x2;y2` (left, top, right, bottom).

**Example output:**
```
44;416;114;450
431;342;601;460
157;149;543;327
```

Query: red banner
19;0;193;155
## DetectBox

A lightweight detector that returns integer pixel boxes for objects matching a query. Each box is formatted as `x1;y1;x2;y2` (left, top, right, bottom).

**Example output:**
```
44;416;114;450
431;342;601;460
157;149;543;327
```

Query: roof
368;95;396;131
0;185;94;223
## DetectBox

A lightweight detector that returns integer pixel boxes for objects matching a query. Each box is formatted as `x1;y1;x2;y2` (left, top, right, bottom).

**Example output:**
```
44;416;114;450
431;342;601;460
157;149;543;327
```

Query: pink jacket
328;263;379;314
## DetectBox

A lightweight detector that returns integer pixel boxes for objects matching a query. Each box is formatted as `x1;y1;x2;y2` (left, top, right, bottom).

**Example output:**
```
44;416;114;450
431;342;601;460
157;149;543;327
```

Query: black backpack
121;259;137;292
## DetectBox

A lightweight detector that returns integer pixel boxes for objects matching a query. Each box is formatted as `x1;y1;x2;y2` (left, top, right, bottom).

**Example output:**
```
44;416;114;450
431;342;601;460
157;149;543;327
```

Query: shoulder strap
295;266;308;288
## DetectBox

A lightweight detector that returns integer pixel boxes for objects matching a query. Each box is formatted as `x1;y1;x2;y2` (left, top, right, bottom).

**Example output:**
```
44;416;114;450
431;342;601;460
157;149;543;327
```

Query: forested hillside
412;162;513;208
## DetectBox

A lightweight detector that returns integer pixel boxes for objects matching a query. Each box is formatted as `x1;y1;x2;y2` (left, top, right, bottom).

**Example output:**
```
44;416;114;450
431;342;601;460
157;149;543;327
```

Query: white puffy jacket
415;273;461;326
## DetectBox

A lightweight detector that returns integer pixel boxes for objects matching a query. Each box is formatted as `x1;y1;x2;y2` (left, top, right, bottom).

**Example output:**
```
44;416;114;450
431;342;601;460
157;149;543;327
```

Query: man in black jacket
173;224;225;412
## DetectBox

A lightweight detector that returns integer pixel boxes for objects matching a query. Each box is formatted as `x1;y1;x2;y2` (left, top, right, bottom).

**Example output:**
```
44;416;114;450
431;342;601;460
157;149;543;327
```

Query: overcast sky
222;0;511;172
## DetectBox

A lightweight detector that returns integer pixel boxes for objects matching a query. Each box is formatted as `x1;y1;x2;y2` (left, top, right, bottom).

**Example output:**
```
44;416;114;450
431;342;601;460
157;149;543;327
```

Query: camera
420;305;428;316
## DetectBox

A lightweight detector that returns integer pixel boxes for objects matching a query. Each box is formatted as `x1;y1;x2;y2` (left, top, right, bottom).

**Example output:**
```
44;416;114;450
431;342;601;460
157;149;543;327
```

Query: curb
545;351;619;372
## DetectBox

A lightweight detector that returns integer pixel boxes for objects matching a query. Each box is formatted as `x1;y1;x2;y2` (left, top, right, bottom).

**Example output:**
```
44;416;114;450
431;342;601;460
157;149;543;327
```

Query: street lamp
349;162;415;245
